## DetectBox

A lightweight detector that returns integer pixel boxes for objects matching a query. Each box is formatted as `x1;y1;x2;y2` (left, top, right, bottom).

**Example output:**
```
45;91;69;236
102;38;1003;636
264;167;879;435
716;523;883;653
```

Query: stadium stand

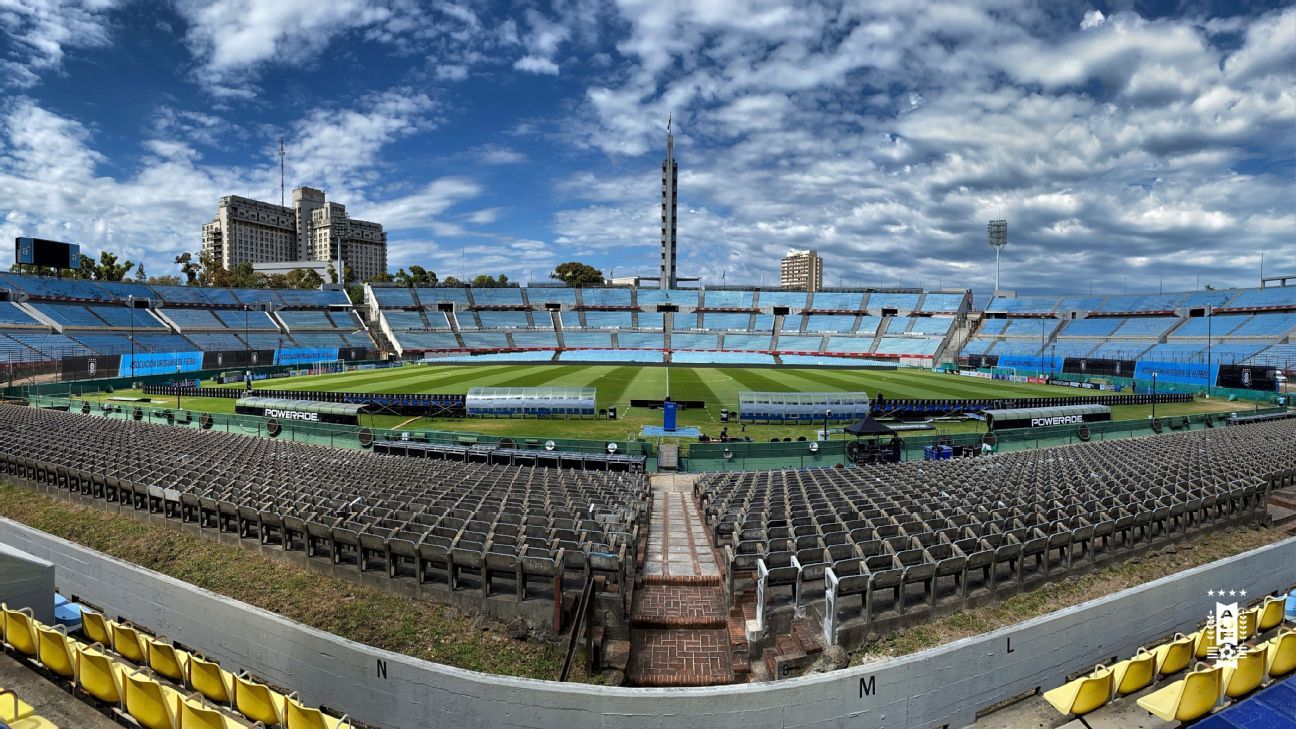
0;273;376;370
967;284;1296;373
0;405;647;627
696;418;1292;648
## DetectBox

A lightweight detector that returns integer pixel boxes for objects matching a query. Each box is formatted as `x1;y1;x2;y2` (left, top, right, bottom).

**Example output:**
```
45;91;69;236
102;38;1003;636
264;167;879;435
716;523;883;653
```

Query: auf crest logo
1204;590;1249;668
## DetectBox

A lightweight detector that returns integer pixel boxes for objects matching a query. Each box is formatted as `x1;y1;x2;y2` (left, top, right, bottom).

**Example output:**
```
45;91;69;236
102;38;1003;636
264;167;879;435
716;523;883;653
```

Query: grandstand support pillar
770;313;782;352
551;310;564;349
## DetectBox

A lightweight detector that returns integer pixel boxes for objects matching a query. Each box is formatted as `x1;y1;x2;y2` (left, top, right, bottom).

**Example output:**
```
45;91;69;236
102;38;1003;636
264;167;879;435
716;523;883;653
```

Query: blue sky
1;0;1293;297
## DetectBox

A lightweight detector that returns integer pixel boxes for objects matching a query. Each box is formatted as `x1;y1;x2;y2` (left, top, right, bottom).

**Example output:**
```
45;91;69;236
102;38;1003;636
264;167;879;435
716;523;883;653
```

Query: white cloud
553;3;1296;295
471;144;527;165
513;55;560;75
175;0;393;88
0;0;122;88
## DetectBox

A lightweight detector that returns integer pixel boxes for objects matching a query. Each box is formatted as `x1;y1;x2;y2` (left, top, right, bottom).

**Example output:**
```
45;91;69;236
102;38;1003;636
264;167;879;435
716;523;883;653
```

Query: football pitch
117;363;1232;441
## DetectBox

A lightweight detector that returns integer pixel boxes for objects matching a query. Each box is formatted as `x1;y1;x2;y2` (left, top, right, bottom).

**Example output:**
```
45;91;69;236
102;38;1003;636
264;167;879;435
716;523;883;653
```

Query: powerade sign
263;409;319;421
1031;415;1085;426
118;351;203;378
1133;360;1219;386
274;347;339;366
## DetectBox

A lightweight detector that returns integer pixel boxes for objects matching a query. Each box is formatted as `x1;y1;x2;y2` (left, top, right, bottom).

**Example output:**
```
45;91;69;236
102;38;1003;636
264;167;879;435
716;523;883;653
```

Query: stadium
2;4;1295;728
0;265;1294;729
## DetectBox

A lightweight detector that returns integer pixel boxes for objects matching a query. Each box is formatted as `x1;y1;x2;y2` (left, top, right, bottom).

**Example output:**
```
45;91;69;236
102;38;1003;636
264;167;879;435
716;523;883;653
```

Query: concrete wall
0;517;1292;729
0;543;55;624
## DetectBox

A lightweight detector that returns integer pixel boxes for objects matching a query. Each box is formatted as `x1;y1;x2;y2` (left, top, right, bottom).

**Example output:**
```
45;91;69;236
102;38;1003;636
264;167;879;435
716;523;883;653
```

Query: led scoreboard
15;237;80;269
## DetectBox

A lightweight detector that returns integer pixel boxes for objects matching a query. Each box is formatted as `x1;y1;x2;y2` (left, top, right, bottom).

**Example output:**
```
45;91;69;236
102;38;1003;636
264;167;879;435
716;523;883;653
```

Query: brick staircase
625;475;737;686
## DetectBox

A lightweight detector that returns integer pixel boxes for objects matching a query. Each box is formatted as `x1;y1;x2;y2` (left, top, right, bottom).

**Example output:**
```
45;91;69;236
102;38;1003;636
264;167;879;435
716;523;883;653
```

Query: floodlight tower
987;219;1008;293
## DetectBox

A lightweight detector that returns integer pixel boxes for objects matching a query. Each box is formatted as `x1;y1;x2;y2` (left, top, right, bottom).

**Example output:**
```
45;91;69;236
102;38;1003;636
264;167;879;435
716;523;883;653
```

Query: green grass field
112;363;1237;442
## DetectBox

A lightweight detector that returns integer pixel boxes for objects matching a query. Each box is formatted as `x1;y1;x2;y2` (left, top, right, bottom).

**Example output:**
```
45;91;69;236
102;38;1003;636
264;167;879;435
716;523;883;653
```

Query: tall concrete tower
659;115;678;290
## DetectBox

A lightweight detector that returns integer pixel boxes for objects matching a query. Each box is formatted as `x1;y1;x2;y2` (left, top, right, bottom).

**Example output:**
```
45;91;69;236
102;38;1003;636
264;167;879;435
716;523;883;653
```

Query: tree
198;250;228;287
134;264;148;283
175;252;202;286
91;251;134;281
551;261;605;286
441;276;463;287
284;268;324;289
471;273;509;287
226;261;266;289
408;265;437;287
145;274;182;286
263;273;290;289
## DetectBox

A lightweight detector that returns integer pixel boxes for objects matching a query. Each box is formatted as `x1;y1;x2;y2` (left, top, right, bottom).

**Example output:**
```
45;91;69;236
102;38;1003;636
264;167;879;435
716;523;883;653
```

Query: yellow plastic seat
1041;664;1112;717
122;668;182;729
111;622;149;664
1110;648;1157;695
1152;633;1194;676
285;695;352;729
2;605;39;658
1;688;37;723
1221;645;1267;699
9;715;59;729
145;638;189;683
1257;595;1286;632
80;609;112;646
180;696;246;729
1238;607;1260;640
35;624;77;681
1191;627;1219;659
187;655;235;705
75;644;126;706
1266;628;1296;677
1136;663;1223;722
233;672;293;726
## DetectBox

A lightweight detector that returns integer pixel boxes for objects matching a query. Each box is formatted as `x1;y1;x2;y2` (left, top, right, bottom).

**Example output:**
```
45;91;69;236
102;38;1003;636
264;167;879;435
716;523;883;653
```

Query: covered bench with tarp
843;416;904;464
738;391;871;423
465;387;596;418
982;403;1112;431
233;396;369;426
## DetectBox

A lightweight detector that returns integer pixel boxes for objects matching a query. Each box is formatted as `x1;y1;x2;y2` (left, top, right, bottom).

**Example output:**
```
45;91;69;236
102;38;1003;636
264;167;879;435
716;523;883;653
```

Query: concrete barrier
1;517;1291;729
0;543;55;624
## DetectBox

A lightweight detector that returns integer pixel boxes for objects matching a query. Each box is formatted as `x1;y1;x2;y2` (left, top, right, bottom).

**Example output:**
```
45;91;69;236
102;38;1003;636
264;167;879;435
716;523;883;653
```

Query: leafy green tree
134;264;148;283
471;273;509;287
284;267;324;289
408;265;437;287
93;251;134;281
551;261;605;286
175;252;202;285
441;276;463;287
145;274;183;286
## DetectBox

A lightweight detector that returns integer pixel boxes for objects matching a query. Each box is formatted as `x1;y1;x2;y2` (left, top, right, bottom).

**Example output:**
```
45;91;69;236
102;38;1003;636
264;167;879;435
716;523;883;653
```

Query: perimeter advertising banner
117;351;203;378
274;347;340;366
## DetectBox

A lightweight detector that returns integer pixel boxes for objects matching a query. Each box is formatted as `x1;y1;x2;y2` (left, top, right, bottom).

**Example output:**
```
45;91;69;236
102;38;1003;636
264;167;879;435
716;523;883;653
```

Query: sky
0;0;1293;299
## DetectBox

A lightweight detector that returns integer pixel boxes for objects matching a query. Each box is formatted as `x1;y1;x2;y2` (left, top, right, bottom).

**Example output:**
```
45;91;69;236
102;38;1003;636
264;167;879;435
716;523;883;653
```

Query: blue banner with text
117;351;204;378
274;347;340;366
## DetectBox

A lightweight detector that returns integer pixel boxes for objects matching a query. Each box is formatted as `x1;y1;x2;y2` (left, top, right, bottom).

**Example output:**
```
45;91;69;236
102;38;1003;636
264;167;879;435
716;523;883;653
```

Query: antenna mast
278;138;286;208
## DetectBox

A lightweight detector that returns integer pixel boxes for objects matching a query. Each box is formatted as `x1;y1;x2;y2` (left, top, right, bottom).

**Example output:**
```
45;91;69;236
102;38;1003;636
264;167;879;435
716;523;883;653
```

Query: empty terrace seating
1223;286;1296;310
1041;591;1294;722
986;296;1059;314
696;420;1293;647
2;600;353;727
0;405;647;623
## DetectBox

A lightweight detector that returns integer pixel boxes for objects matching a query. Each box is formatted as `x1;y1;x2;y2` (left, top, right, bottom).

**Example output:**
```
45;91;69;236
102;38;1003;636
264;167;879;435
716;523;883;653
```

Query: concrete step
640;573;721;586
630;614;727;629
604;639;631;672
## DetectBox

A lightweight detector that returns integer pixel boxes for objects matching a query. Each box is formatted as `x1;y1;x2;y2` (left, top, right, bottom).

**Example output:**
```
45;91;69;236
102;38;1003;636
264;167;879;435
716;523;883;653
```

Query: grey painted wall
0;543;55;624
1;517;1292;729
